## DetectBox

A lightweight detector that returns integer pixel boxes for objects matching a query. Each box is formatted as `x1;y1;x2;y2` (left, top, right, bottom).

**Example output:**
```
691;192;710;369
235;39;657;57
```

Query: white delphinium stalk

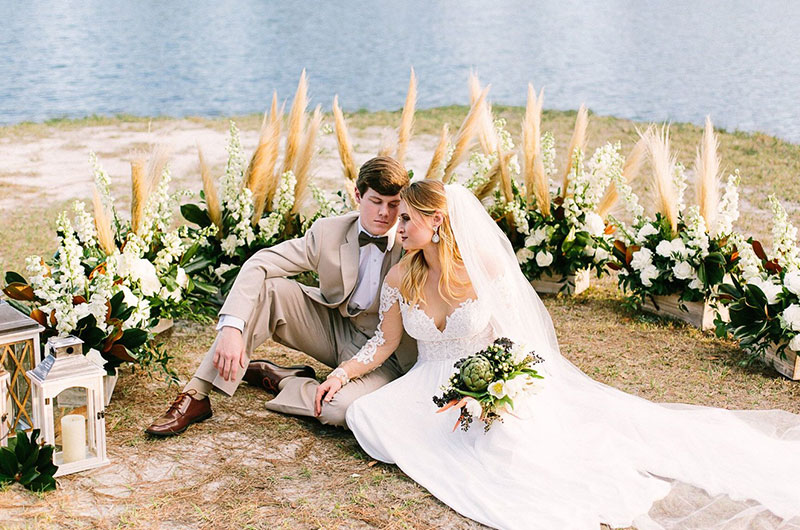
673;162;688;214
309;183;335;218
465;151;495;192
153;229;185;273
562;147;587;226
541;132;557;193
769;195;800;269
683;205;710;258
273;170;297;215
712;170;741;239
139;165;189;245
495;118;514;152
55;213;87;292
727;232;762;283
71;200;97;247
90;152;117;221
584;142;623;211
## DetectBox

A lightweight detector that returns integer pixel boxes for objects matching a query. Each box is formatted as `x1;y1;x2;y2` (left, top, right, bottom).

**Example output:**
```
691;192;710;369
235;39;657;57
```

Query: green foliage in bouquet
0;429;58;493
433;338;544;432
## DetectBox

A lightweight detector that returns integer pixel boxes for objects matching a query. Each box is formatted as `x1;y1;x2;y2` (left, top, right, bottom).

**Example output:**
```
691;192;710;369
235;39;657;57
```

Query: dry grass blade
146;144;171;195
648;125;678;234
129;157;147;235
292;105;322;214
250;118;282;224
377;129;396;157
443;86;488;182
92;188;116;255
695;116;720;232
498;145;513;203
268;90;279;129
468;72;497;155
424;124;450;180
522;83;549;214
332;95;359;207
597;133;648;218
561;104;588;197
281;69;308;175
395;67;417;164
474;154;505;200
197;147;222;232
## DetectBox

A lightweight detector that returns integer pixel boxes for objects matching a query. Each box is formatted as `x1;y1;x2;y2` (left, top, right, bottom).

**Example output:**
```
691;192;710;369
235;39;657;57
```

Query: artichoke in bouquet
459;355;494;392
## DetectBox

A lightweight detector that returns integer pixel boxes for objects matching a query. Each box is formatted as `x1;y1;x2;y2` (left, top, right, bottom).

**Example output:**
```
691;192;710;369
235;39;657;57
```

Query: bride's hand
314;378;343;416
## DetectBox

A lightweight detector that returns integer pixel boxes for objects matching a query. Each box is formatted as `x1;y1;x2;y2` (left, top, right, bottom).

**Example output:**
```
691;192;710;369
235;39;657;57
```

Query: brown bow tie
358;232;388;252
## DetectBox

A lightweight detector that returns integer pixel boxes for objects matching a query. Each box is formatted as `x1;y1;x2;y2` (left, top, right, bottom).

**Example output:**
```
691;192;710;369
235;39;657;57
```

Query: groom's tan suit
193;211;417;426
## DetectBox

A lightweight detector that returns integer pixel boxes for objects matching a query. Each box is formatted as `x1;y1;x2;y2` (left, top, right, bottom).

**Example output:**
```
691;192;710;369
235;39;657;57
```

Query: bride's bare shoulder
385;262;406;288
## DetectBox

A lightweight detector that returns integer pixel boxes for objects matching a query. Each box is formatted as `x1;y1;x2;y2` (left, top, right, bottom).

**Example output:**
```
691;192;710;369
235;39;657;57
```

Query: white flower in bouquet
130;258;161;296
84;348;108;369
670;238;689;259
258;212;283;242
784;269;800;296
541;131;557;181
214;263;235;280
71;200;97;247
656;240;674;258
509;343;529;364
221;234;240;256
273;170;297;215
516;247;535;264
750;278;782;305
583;211;606;237
487;380;508;399
688;278;704;290
535;250;554;267
583;245;595;257
176;267;189;289
159;286;182;302
594;247;610;263
673;261;695;281
636;224;659;242
769;195;800;269
711;171;741;239
120;285;139;308
790;334;800;352
783;304;800;331
525;226;548;248
728;232;762;283
673;162;688;214
684;206;710;258
630;247;653;271
463;397;483;419
639;263;660;287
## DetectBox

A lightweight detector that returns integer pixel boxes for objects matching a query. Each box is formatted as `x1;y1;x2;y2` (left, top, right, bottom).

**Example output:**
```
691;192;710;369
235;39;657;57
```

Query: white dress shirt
217;219;397;332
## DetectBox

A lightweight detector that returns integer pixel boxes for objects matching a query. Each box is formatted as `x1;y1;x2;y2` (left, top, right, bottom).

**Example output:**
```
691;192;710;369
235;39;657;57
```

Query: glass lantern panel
1;339;36;432
53;386;97;465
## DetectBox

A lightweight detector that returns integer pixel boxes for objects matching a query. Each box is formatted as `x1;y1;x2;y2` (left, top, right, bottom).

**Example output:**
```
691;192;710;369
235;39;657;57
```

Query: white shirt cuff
216;314;245;333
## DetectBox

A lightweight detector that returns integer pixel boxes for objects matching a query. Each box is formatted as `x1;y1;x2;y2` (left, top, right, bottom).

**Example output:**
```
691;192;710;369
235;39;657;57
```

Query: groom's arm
219;220;323;323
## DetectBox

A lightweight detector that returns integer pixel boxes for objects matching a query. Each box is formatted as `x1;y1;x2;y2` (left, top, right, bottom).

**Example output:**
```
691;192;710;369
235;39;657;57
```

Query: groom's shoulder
308;210;360;235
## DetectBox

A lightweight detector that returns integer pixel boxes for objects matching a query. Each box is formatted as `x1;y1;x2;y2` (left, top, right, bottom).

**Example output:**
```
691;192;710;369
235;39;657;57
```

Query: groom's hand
213;326;247;381
314;378;343;416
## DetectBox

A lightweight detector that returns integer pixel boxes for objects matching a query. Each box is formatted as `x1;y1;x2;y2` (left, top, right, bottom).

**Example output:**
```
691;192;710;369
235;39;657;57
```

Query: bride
314;180;800;529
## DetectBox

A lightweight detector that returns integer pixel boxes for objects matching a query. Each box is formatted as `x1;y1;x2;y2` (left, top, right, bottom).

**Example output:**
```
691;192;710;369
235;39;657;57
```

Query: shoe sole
145;410;213;437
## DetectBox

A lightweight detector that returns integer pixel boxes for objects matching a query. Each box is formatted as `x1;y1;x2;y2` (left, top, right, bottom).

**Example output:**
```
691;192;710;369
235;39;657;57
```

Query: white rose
670;238;688;258
120;285;139;308
688;278;704;290
583;245;595;257
510;343;529;364
176;267;189;289
487;380;508;399
594;247;610;263
783;270;800;296
133;258;161;297
789;334;800;352
751;279;782;305
516;248;534;264
630;248;653;271
85;348;108;369
783;304;800;331
673;261;695;280
637;224;659;241
640;264;659;287
583;212;605;237
463;397;483;419
535;250;554;267
655;240;673;258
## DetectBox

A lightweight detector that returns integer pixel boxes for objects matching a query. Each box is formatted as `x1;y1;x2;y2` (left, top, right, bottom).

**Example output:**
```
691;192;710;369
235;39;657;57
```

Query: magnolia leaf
109;343;136;362
180;204;211;228
4;271;27;285
752;240;768;261
30;308;47;326
3;283;35;301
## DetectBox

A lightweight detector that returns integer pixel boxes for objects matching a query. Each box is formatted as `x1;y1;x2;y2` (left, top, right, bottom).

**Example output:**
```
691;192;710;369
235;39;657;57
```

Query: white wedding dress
342;185;800;530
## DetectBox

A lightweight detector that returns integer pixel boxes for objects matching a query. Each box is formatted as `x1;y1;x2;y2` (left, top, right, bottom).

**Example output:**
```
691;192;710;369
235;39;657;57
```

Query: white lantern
27;336;109;476
0;369;10;446
0;300;44;434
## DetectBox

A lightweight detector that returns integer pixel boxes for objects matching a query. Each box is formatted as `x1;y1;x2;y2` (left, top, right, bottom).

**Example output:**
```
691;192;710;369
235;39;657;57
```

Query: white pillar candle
61;414;85;463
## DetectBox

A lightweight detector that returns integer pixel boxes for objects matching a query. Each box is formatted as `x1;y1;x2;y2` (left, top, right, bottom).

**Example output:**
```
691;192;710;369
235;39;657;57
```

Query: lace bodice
395;290;494;362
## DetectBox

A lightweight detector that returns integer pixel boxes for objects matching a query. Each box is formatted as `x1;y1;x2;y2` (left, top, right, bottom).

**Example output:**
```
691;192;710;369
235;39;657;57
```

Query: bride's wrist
328;367;350;386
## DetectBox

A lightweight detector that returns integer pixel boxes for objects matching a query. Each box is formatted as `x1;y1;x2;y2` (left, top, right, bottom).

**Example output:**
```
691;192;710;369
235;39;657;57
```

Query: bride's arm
314;266;405;416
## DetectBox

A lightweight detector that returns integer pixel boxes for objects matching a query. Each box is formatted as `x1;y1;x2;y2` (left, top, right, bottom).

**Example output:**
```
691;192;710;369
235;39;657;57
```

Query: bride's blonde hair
399;180;470;306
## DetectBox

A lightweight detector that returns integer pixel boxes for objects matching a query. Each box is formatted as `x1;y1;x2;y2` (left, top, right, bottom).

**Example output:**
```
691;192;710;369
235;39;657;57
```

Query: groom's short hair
356;156;409;196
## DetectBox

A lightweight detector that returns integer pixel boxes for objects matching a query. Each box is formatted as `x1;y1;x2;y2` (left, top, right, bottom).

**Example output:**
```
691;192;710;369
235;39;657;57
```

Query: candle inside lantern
61;414;86;463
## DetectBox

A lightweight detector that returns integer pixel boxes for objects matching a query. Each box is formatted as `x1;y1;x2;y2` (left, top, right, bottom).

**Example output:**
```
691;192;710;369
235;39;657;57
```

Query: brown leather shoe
145;390;212;437
243;360;316;394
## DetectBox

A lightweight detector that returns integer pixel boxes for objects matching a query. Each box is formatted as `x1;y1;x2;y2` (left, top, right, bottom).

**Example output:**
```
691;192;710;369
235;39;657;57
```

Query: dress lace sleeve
329;281;404;384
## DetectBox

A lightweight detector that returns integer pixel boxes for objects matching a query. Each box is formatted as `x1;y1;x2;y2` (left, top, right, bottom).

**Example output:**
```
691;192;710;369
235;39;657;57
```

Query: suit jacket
221;211;417;372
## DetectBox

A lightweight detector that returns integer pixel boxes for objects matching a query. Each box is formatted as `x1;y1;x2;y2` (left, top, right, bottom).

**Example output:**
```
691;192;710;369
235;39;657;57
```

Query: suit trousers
193;277;405;427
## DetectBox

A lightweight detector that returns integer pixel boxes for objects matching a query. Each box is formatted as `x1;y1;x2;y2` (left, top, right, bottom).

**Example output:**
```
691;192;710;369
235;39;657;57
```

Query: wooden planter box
151;318;174;336
641;294;729;331
763;343;800;381
530;269;590;295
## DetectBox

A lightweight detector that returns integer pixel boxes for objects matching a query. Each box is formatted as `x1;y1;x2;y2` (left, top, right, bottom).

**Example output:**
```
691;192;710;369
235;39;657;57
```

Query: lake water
2;1;799;142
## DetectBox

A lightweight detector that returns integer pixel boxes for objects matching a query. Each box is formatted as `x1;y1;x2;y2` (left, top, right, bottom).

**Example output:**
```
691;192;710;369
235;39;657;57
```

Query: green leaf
120;328;149;349
29;475;57;492
181;204;211;228
179;242;200;267
4;271;27;286
18;468;40;486
109;291;124;316
0;448;18;477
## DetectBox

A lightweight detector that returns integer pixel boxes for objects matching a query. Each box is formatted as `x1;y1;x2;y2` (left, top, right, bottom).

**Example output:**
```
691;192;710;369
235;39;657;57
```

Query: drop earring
431;227;440;244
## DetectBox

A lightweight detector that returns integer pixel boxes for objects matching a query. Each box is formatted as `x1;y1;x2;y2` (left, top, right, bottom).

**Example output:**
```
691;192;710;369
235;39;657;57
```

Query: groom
146;156;417;434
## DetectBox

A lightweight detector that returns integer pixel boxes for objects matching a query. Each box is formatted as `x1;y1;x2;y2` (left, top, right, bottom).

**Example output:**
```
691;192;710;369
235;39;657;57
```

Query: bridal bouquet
714;196;800;363
609;123;741;309
433;337;544;432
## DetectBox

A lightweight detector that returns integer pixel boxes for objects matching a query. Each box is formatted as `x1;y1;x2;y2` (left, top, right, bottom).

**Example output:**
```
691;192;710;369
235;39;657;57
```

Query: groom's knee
317;399;349;428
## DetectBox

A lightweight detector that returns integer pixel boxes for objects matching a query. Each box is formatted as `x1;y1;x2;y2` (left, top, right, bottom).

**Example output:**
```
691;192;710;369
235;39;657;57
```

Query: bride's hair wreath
399;180;470;306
